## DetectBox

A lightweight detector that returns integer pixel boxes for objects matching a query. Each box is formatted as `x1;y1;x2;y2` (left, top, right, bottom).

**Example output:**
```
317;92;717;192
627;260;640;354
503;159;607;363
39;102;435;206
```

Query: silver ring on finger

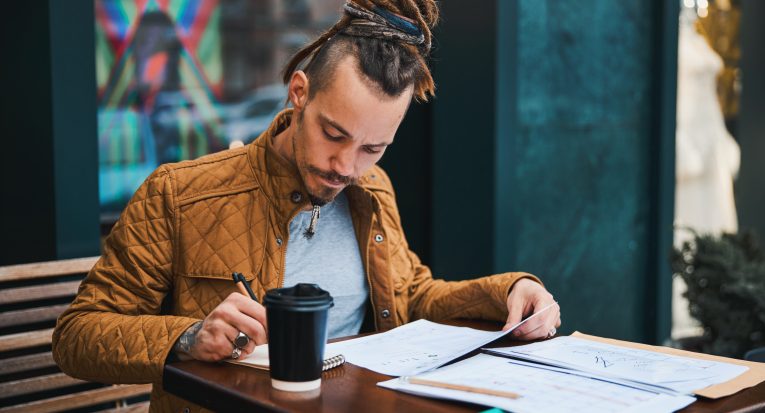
231;346;242;360
547;327;557;338
234;331;250;348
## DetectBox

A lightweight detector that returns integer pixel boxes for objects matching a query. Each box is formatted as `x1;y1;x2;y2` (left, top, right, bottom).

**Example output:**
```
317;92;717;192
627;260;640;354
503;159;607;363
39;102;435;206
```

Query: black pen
232;272;259;303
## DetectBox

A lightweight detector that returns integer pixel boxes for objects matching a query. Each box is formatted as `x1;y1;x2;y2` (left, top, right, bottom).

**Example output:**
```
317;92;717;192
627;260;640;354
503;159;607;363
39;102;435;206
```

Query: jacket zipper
364;203;378;331
277;207;303;289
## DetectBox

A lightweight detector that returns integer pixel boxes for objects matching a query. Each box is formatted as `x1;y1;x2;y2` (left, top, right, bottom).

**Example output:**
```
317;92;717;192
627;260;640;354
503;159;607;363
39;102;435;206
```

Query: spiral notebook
229;344;345;372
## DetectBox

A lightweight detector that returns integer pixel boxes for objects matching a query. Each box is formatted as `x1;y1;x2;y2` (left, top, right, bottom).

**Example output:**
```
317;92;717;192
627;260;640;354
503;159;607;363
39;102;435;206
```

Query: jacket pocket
173;272;256;318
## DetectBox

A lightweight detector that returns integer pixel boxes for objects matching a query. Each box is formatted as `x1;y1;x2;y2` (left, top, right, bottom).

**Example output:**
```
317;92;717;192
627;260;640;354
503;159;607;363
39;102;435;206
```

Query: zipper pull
303;204;321;239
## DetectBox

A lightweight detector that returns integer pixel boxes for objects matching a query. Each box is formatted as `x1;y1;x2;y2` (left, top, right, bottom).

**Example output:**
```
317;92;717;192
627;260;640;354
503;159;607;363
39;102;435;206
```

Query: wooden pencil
406;377;521;399
233;276;250;298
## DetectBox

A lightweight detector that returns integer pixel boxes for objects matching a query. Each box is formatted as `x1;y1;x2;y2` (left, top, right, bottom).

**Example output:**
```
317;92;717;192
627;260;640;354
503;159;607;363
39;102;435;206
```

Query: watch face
234;333;250;348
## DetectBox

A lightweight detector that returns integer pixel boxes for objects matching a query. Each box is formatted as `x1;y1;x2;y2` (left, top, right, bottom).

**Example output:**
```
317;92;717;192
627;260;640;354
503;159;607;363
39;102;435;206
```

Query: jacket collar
247;109;307;221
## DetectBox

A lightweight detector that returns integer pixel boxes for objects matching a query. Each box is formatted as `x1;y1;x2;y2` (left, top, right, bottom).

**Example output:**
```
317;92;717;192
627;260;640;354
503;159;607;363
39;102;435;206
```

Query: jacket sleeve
406;248;542;323
52;167;199;384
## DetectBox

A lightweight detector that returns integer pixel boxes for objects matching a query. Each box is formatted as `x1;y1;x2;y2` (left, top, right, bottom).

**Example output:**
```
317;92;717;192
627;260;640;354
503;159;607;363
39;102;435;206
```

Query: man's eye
323;131;343;141
363;146;382;154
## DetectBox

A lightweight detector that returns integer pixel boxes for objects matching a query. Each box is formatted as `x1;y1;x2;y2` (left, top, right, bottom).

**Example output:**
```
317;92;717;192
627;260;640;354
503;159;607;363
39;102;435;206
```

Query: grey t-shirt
283;192;368;338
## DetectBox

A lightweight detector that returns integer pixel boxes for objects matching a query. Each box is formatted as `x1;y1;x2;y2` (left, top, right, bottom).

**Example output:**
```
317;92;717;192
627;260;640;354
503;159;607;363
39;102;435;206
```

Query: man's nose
331;147;355;177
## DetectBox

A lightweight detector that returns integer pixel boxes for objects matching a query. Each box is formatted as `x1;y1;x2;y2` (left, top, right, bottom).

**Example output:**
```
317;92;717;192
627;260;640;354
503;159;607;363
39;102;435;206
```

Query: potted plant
671;231;765;358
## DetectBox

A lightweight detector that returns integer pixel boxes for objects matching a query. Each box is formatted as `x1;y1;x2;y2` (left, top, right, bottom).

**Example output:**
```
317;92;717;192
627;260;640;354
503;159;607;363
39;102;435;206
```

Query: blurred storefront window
95;0;342;218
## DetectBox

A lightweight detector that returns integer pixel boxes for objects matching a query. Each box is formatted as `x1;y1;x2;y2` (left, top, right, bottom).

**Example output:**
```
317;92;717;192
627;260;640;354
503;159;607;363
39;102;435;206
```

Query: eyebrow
319;113;354;140
318;113;392;147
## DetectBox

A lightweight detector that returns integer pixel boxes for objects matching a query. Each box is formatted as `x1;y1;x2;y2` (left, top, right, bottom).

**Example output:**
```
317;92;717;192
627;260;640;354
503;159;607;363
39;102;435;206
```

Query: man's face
290;57;412;205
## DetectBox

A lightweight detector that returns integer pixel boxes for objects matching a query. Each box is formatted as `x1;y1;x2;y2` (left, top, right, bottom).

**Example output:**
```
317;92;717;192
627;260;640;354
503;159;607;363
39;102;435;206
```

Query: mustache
305;165;356;185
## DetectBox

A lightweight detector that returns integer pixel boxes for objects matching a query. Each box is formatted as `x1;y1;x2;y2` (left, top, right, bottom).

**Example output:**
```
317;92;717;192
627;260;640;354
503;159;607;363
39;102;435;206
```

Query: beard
302;163;357;205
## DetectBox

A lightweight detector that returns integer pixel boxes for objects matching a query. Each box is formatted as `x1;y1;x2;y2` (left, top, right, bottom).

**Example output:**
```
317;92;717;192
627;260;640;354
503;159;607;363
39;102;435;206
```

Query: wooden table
163;320;765;412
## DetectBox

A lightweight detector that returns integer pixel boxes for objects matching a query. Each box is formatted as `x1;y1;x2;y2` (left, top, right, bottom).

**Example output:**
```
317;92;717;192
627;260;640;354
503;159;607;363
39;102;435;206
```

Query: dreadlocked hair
282;0;439;102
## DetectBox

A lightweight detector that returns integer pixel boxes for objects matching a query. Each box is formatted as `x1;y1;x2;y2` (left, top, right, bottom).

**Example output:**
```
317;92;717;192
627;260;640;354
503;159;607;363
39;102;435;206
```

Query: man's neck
271;121;296;165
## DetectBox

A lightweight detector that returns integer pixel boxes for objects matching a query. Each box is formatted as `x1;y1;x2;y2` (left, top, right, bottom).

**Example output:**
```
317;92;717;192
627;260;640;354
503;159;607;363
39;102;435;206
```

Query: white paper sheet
487;336;748;394
326;319;501;376
326;303;556;376
378;354;696;413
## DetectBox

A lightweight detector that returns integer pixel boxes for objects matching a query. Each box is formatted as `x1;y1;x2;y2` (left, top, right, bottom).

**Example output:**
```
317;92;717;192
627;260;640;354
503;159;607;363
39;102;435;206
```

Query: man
53;1;560;411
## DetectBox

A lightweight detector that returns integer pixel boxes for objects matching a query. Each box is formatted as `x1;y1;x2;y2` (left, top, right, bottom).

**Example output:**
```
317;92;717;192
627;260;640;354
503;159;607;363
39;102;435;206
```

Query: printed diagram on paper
489;336;748;393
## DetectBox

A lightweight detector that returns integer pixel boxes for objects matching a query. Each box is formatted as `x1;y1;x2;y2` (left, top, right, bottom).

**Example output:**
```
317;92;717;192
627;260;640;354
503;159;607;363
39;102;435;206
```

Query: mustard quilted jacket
52;110;539;412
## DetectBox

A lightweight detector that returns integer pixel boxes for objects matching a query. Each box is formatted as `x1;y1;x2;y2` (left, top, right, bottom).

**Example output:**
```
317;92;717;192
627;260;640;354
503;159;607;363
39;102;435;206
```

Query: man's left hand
502;278;561;340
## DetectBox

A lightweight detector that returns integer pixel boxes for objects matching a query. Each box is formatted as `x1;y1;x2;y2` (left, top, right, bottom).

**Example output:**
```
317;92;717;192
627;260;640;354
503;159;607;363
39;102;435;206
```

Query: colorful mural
95;0;343;212
96;0;226;209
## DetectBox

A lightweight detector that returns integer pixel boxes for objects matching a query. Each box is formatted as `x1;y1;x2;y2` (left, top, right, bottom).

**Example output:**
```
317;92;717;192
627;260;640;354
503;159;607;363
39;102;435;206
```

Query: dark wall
1;2;57;265
430;2;499;280
0;0;100;265
737;0;765;244
503;1;676;343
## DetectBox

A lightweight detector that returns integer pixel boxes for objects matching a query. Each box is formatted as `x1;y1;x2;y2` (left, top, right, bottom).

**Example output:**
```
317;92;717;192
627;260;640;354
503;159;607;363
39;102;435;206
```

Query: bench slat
0;281;81;305
0;352;56;375
0;304;69;329
0;328;53;352
0;258;149;413
0;384;152;413
0;372;85;398
0;257;98;283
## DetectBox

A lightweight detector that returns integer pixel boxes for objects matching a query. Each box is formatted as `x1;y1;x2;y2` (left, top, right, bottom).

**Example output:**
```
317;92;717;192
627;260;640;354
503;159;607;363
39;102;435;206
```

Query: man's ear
288;71;310;111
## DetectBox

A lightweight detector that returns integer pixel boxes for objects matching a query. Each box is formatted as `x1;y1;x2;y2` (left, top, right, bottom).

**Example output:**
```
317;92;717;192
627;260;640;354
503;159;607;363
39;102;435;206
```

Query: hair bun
361;0;439;50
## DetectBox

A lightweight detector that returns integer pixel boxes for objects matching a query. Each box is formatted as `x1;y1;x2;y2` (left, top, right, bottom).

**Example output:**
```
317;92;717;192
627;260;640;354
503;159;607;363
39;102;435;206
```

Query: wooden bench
0;257;150;413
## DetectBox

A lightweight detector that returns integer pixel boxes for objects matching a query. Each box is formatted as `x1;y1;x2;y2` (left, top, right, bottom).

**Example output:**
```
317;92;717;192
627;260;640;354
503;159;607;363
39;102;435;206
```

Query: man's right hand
173;293;268;362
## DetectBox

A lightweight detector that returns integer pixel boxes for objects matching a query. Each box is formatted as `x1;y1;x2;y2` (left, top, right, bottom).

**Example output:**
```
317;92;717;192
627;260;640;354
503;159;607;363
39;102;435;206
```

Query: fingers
503;294;525;331
512;309;549;339
192;293;269;361
504;278;562;341
222;293;269;345
225;308;268;346
231;293;268;331
514;302;560;340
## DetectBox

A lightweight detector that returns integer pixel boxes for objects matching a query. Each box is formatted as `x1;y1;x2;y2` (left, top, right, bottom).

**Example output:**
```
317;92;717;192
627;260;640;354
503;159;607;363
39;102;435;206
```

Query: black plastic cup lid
263;283;334;311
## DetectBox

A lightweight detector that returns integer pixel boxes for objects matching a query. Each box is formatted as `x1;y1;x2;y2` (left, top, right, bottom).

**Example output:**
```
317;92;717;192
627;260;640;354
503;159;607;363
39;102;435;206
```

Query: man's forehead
306;57;411;143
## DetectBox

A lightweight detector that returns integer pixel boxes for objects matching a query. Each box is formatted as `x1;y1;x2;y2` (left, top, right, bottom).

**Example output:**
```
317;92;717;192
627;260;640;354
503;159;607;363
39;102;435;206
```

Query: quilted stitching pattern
53;110;539;412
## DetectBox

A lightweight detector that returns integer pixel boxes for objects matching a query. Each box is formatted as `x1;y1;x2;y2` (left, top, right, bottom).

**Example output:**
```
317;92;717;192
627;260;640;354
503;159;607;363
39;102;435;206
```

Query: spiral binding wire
322;354;346;371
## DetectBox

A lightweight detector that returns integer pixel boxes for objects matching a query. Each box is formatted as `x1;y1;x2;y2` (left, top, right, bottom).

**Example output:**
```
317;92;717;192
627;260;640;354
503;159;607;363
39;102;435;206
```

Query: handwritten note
487;336;748;393
326;319;500;376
